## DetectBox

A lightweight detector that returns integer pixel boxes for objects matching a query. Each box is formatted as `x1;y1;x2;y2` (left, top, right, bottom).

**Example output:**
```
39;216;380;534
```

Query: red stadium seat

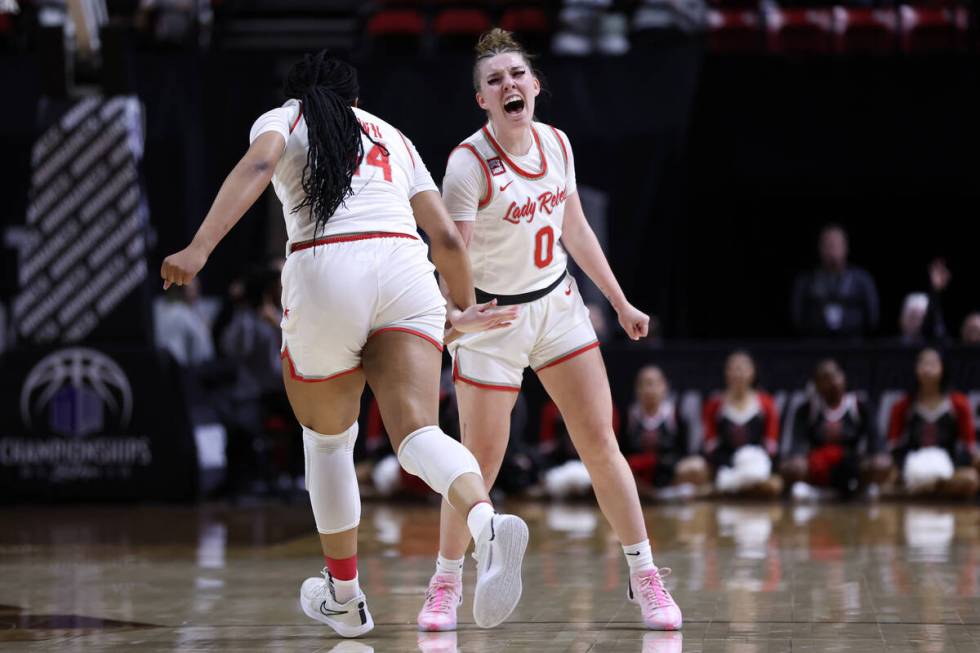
899;5;966;53
433;8;492;36
500;7;549;34
433;7;492;50
366;9;425;36
706;8;765;54
366;9;425;54
832;7;899;55
766;7;834;55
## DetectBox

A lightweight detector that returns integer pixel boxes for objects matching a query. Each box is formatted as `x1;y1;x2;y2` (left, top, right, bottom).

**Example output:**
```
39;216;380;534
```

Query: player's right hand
161;243;208;289
449;299;520;334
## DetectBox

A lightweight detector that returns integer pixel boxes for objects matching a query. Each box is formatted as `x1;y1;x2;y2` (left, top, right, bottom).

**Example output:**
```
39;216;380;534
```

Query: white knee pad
303;422;360;534
396;425;482;496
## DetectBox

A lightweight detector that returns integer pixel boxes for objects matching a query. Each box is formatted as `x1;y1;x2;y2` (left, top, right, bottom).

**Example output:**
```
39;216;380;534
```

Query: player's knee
577;432;621;469
397;426;482;496
303;423;361;534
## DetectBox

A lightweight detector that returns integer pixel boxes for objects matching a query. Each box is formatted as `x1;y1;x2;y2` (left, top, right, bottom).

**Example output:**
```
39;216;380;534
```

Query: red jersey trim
887;396;911;443
533;340;600;373
549;126;568;167
452;144;493;209
281;347;361;383
950;392;976;447
289;231;417;253
368;326;444;352
396;129;415;169
290;104;303;134
480;124;548;180
452;358;520;392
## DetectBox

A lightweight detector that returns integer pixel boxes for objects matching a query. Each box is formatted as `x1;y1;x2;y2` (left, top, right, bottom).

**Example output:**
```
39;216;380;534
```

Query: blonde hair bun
475;28;523;58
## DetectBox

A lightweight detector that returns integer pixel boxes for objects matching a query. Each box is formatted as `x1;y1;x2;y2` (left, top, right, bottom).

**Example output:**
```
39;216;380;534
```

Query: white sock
331;574;360;604
436;553;464;580
466;501;495;542
623;539;656;574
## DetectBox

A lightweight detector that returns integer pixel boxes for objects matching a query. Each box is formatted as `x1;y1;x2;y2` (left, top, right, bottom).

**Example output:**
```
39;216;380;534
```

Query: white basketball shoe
471;513;529;628
300;568;374;638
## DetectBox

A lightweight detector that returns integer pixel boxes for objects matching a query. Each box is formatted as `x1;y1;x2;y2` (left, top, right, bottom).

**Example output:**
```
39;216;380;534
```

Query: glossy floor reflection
2;501;980;652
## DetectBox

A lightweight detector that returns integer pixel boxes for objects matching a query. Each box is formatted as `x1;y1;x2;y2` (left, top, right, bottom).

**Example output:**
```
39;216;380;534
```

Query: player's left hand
616;302;649;341
449;299;520;334
161;243;208;289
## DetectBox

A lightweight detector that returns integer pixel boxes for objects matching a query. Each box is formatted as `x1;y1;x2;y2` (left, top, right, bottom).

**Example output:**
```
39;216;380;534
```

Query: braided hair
283;51;385;238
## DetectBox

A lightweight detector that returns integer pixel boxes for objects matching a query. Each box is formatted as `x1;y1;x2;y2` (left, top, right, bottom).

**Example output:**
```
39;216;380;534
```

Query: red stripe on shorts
369;327;444;352
281;347;361;383
452;358;520;393
289;231;417;253
534;341;600;373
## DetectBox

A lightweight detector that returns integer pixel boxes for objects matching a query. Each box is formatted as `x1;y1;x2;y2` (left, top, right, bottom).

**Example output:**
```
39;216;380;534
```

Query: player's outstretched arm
411;190;518;340
560;192;649;341
161;132;284;289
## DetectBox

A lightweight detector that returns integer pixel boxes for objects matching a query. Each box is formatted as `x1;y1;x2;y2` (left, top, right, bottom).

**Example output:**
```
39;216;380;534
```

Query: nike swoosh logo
626;551;641;556
499;180;514;192
320;601;348;617
564;282;572;296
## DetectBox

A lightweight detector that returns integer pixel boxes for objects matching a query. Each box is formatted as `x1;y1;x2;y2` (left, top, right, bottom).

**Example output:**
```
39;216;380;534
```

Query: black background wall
2;47;978;341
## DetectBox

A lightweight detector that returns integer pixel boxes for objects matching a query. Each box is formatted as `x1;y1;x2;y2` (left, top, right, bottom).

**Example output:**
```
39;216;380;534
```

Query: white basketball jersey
249;100;437;250
443;122;576;296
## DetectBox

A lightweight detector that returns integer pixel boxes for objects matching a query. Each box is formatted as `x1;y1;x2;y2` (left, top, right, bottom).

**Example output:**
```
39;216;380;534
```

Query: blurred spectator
632;0;706;42
155;277;215;366
214;259;297;497
791;224;879;339
898;293;929;344
781;359;891;499
961;312;980;345
135;0;210;46
897;258;950;344
622;365;707;497
700;350;782;497
537;398;620;499
886;348;979;498
219;260;283;398
553;0;629;55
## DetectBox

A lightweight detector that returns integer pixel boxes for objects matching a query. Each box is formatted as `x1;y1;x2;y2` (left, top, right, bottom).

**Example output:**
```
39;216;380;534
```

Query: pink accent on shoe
417;573;463;632
630;568;683;631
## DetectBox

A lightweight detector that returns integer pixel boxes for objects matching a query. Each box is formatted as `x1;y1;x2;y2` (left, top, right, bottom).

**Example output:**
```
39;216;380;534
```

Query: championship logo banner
9;96;151;345
0;346;197;501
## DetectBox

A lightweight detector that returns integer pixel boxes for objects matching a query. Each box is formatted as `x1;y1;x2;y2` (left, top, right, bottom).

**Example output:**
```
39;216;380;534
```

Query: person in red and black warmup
622;366;707;495
887;347;980;498
700;351;782;496
781;359;891;498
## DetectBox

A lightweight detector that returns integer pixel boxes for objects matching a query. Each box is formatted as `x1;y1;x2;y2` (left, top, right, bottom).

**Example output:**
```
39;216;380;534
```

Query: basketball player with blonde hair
416;29;683;632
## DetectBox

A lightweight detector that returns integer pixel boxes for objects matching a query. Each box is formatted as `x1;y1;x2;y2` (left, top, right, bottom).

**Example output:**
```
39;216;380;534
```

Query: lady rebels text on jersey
443;121;576;296
249;99;438;251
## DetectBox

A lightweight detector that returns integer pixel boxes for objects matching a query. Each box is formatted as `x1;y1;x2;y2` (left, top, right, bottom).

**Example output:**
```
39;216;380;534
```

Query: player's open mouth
504;96;525;115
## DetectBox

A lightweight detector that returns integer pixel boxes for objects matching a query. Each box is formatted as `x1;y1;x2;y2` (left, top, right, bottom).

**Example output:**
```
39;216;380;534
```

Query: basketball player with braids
161;52;528;637
416;29;683;632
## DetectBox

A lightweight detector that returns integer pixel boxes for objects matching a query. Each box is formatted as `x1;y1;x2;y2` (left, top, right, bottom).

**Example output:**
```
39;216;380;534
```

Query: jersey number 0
534;226;554;268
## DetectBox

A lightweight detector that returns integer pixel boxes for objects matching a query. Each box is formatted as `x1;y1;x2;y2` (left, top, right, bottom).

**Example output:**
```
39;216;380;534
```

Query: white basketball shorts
280;233;446;381
449;274;598;391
